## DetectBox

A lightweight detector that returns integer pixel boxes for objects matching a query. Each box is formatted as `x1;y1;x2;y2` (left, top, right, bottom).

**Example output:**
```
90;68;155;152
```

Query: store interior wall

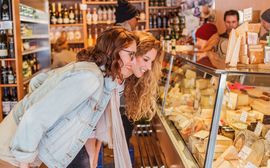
215;0;270;34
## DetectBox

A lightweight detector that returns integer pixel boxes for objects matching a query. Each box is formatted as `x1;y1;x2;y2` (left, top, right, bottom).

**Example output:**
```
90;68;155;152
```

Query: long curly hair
77;27;137;80
124;31;163;121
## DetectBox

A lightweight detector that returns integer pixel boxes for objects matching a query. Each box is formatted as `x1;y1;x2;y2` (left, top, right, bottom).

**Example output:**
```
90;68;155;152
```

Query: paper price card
240;111;248;123
238;145;252;160
265;130;270;142
244;162;257;168
254;122;263;136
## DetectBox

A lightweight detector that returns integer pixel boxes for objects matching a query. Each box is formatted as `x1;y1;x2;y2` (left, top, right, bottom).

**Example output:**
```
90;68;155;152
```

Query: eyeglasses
122;49;136;59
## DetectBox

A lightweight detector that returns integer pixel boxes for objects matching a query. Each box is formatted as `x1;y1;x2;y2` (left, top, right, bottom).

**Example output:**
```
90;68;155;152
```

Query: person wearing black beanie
260;8;270;40
115;0;139;31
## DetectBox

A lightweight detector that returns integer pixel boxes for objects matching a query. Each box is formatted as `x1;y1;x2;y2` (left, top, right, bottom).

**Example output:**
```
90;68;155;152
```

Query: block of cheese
204;135;233;148
248;23;261;33
201;88;215;96
239;55;249;64
247;32;258;45
217;160;233;168
237;93;249;106
249;47;264;64
236;21;249;36
201;96;214;108
227;92;238;110
200;109;213;119
237;106;251;111
226;29;237;64
229;160;240;167
185;69;196;79
213;145;239;168
251;100;270;115
193;130;209;140
229;36;241;67
196;79;210;90
183;78;195;89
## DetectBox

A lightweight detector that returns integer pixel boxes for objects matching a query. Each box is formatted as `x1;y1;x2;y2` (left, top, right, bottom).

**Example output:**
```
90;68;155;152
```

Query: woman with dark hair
0;27;139;168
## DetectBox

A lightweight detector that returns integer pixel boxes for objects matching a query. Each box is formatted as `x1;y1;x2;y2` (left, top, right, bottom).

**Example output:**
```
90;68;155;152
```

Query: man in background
217;10;239;58
115;0;139;31
260;8;270;41
220;10;240;38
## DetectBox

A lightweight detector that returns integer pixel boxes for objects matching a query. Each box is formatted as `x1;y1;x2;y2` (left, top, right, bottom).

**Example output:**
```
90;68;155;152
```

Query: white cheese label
240;111;248;123
265;130;270;142
244;162;257;168
243;8;253;22
254;122;263;136
238;145;252;160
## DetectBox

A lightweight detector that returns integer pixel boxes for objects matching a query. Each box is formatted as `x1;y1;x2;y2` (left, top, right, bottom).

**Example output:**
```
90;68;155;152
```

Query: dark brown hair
77;27;137;80
224;10;239;21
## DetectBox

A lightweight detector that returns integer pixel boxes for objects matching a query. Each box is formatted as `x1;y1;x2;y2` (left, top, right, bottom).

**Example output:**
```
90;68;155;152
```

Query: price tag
244;162;257;168
238;145;252;160
80;4;87;10
243;8;253;22
254;122;263;136
240;111;248;123
265;130;270;141
267;159;270;168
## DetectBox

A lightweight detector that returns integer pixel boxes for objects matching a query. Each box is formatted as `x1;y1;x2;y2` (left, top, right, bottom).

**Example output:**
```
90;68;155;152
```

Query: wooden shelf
51;41;84;44
0;84;17;87
85;0;145;5
0;58;16;61
86;20;145;25
22;47;50;55
149;6;180;9
20;16;48;24
21;34;50;40
147;28;168;31
50;23;83;27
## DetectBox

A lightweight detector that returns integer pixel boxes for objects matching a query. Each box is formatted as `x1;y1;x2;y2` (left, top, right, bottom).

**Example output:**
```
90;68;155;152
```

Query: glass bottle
1;0;11;21
69;6;75;24
2;87;11;116
86;8;92;25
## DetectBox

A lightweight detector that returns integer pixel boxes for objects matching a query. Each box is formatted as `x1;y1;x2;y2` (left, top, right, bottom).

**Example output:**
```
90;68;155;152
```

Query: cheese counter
154;53;270;168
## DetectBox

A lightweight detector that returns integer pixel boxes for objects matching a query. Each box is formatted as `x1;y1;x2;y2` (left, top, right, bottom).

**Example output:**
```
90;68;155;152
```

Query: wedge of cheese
185;69;196;79
213;145;239;168
251;100;270;115
196;79;210;90
237;93;249;106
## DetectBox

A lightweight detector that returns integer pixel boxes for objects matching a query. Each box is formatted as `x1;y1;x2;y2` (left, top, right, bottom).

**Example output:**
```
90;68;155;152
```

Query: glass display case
155;53;270;168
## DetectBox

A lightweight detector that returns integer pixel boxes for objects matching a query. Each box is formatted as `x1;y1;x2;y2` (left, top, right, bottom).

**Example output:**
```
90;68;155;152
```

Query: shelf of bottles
49;2;85;51
85;1;147;47
0;0;18;119
85;0;146;5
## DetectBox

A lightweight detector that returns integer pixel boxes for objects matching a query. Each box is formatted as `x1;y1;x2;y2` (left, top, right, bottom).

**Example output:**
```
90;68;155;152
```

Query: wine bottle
10;87;18;111
1;0;11;21
2;87;11;116
0;30;8;59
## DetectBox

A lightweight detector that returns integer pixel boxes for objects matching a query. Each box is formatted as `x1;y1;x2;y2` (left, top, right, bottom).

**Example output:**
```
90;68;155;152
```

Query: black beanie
262;8;270;23
115;0;139;23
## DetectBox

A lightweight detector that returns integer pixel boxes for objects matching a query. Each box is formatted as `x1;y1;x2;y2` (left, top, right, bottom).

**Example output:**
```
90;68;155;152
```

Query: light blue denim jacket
9;62;118;167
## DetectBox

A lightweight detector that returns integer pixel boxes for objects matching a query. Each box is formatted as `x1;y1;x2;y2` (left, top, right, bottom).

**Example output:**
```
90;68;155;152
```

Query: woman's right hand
19;162;29;168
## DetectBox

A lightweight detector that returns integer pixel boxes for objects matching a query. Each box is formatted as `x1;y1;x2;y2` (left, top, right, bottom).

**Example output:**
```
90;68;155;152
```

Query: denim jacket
8;62;118;167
